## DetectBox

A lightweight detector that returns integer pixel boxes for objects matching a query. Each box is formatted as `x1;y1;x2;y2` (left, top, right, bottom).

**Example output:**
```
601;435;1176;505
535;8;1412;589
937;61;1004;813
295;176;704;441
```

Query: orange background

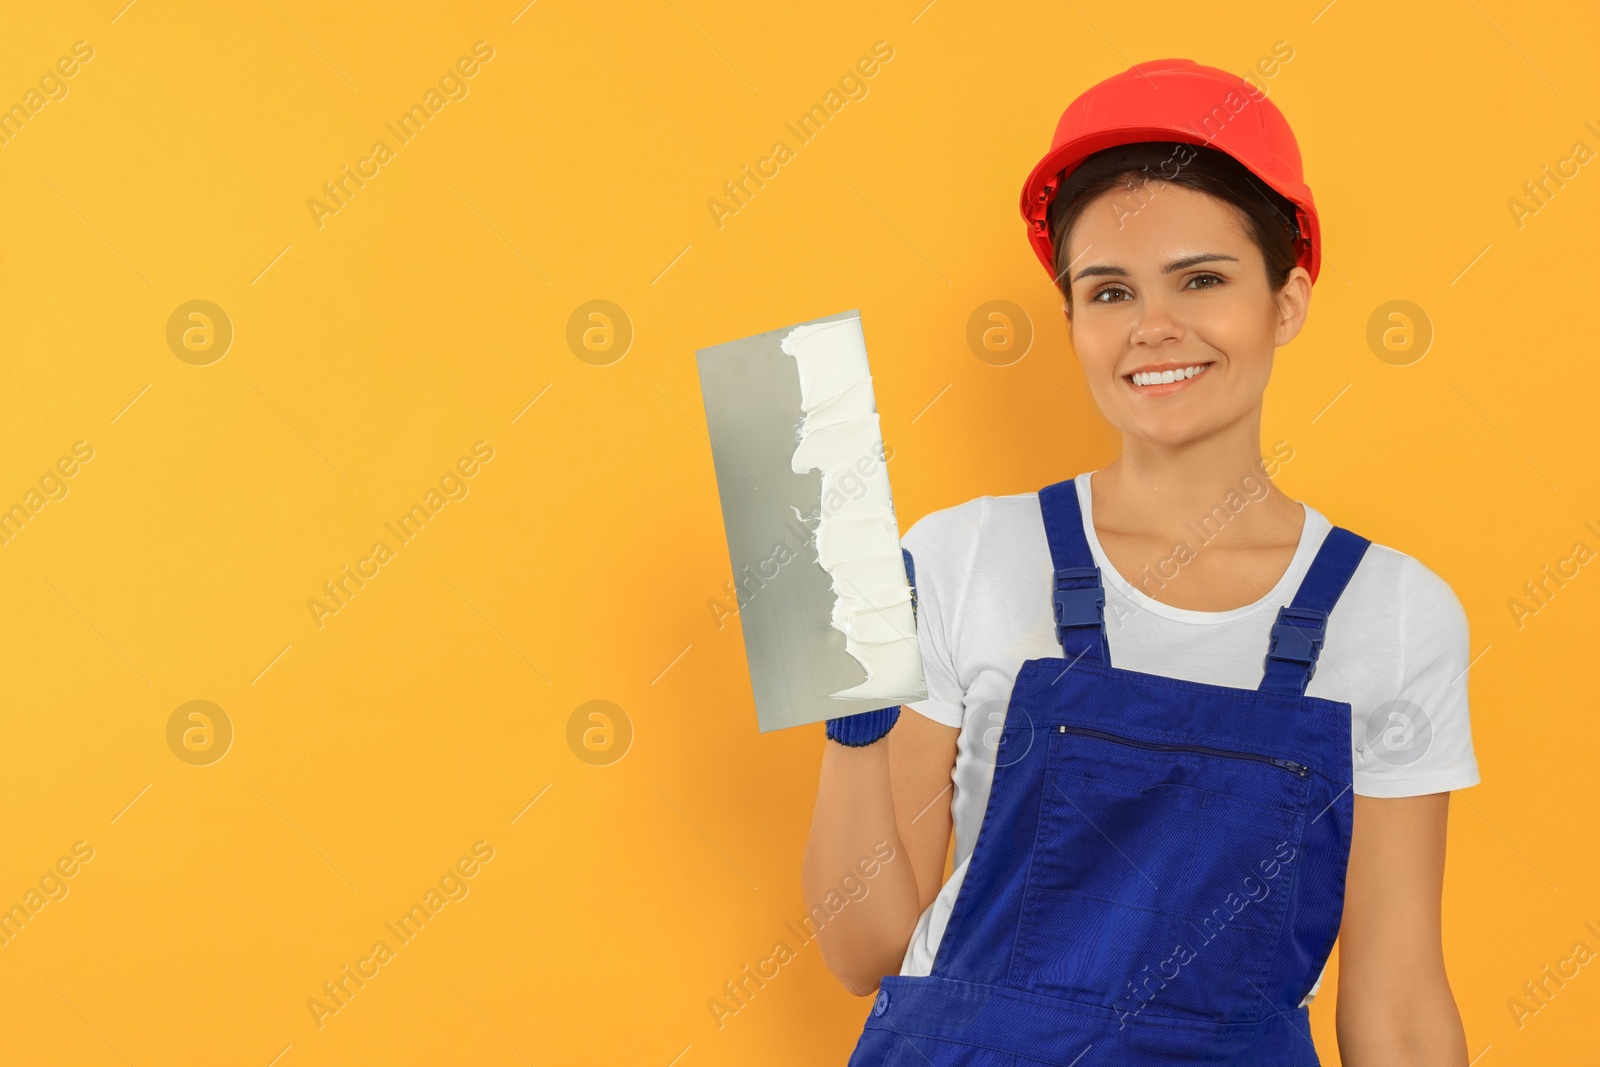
1;1;1596;1063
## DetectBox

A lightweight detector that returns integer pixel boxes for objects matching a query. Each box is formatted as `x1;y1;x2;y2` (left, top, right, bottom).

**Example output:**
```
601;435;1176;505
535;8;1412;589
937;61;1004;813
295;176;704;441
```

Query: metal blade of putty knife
695;308;925;733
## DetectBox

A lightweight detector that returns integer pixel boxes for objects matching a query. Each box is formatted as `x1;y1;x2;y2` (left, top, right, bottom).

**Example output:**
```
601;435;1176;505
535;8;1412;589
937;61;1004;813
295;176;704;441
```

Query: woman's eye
1089;274;1223;303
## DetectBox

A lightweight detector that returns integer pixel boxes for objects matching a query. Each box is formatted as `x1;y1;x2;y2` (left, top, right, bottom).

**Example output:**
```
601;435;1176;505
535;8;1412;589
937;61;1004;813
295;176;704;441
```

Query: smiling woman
1048;144;1314;448
809;58;1479;1067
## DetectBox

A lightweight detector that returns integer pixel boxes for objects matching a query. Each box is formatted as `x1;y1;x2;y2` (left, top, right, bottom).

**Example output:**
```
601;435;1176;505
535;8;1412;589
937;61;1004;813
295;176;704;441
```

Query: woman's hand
1335;792;1470;1065
801;708;959;995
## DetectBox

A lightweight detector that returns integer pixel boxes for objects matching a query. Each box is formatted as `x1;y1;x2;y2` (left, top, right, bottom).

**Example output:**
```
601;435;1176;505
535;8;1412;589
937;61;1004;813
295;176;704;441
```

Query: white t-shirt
896;472;1482;1006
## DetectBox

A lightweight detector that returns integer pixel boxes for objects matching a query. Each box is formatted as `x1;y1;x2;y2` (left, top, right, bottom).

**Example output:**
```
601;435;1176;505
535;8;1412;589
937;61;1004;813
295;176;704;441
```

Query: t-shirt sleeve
1352;557;1482;797
897;504;978;729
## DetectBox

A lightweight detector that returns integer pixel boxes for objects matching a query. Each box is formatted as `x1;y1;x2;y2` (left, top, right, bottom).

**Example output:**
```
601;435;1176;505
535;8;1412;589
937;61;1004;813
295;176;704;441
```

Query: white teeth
1130;364;1208;387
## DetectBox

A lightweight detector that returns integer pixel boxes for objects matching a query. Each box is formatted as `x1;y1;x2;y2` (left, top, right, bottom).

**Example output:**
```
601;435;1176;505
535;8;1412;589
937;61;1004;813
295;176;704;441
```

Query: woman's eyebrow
1070;252;1240;284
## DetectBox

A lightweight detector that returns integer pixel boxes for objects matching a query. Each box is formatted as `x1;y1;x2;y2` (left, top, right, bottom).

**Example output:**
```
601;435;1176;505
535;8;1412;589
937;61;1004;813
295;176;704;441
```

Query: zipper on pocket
1055;724;1310;777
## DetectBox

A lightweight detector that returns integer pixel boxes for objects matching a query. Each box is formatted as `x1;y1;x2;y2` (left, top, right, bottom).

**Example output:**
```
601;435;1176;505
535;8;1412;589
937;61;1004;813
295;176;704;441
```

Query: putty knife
696;308;926;733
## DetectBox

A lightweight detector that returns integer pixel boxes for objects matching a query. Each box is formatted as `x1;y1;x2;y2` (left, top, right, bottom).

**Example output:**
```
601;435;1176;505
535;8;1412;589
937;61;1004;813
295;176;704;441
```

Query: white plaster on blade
780;315;925;701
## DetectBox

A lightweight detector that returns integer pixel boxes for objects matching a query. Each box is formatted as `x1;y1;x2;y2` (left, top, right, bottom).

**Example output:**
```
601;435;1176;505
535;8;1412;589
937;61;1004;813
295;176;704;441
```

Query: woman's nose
1129;297;1185;347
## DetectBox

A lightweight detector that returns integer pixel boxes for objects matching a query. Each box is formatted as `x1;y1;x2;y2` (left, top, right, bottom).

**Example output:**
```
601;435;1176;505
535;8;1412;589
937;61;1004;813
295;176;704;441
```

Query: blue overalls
848;478;1371;1066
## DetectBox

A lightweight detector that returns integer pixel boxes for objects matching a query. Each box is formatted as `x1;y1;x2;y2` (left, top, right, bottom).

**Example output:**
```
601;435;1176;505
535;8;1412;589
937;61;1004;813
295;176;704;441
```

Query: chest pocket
1008;725;1312;1027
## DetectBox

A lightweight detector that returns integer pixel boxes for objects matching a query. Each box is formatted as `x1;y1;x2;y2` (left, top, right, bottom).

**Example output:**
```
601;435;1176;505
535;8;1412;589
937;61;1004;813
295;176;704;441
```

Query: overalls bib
847;478;1371;1066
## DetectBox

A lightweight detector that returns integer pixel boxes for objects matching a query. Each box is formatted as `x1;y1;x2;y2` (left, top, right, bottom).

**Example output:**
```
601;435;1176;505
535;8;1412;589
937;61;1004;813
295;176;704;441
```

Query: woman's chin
1118;412;1218;448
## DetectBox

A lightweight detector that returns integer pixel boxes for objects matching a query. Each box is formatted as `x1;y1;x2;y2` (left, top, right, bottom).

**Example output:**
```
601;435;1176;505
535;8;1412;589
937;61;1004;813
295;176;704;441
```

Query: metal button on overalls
847;478;1368;1066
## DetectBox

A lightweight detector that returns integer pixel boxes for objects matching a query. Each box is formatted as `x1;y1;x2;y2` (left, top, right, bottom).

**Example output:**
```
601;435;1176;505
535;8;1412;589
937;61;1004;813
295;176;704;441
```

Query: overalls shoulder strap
1259;525;1372;696
1038;478;1110;667
1041;477;1375;692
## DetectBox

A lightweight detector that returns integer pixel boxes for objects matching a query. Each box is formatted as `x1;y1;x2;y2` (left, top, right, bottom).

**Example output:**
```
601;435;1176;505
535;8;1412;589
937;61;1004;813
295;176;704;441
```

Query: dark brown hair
1046;142;1303;315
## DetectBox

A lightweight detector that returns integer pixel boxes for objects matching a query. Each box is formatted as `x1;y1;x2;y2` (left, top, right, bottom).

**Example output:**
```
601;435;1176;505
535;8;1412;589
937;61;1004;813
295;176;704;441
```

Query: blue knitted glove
825;548;917;747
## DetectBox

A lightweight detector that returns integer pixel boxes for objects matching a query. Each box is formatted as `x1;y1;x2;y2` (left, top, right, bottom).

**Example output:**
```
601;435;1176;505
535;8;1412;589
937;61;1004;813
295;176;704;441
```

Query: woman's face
1061;180;1311;448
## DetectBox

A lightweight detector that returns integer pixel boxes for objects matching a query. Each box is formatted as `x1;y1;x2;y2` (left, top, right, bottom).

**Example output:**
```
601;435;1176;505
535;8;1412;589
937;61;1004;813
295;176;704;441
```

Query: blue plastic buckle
1265;605;1326;670
1053;567;1105;645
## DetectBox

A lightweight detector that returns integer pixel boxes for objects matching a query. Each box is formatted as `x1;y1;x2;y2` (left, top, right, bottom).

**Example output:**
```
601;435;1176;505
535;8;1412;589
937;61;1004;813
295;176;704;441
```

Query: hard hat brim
1019;126;1322;287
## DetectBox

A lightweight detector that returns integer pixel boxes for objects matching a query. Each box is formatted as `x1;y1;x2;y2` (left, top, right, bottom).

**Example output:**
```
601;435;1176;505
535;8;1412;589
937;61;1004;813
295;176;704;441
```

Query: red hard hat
1019;58;1321;286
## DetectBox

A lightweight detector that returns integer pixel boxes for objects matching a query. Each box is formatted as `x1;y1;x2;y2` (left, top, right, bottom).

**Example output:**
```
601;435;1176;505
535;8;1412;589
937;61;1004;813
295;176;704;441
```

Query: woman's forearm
800;739;924;995
1336;969;1469;1066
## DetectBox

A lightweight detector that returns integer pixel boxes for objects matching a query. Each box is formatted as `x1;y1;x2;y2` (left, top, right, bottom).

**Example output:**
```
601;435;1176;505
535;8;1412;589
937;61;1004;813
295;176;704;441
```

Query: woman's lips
1122;362;1213;397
